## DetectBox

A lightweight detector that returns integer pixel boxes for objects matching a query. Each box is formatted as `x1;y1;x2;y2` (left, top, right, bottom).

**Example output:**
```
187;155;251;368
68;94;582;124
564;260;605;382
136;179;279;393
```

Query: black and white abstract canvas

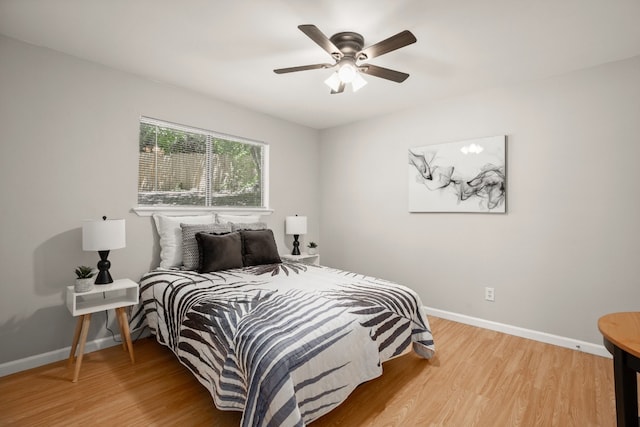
408;135;506;213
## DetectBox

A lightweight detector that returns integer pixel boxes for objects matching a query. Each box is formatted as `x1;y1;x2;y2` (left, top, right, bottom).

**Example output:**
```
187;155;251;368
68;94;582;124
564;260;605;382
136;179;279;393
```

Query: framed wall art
408;135;506;213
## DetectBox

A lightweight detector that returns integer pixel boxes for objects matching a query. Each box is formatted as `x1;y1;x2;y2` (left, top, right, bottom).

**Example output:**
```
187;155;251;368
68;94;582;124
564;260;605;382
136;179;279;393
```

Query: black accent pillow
181;223;232;270
195;231;243;273
240;229;282;266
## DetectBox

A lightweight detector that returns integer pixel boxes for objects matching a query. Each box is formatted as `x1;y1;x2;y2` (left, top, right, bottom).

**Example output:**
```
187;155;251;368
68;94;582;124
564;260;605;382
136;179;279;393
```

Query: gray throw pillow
231;221;267;232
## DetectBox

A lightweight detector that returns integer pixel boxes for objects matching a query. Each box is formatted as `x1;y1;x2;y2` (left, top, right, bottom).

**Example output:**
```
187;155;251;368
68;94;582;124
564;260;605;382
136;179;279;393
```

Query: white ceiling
1;0;639;129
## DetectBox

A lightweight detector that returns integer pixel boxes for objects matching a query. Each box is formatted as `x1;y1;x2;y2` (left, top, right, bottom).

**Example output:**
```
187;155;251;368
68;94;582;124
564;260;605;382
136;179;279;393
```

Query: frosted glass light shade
82;219;126;251
285;216;307;235
351;73;368;92
324;72;341;92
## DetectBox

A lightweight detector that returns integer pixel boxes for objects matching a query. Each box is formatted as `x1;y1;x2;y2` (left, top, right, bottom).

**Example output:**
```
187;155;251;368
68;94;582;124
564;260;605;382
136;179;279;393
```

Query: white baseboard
2;309;611;377
424;306;611;359
0;328;149;377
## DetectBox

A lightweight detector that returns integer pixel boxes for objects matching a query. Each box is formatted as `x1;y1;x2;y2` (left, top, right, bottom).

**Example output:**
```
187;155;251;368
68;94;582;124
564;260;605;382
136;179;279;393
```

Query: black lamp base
291;234;301;255
94;250;114;285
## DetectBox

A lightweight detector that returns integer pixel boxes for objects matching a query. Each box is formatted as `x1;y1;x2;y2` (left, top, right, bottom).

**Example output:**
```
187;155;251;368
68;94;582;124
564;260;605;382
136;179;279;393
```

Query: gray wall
2;30;639;365
319;56;640;345
0;35;320;364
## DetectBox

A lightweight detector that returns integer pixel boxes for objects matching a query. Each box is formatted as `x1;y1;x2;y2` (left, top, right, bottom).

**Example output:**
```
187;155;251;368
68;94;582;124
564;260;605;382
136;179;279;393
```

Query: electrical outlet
485;287;495;302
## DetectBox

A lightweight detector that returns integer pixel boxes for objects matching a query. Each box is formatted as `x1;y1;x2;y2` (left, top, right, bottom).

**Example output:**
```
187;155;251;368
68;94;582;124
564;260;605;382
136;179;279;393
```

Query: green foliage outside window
138;119;266;208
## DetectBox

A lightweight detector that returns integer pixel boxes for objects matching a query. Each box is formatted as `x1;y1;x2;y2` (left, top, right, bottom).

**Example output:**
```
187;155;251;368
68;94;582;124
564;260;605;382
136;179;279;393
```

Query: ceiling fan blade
298;25;343;59
274;63;333;74
330;82;346;94
358;30;416;60
359;64;410;83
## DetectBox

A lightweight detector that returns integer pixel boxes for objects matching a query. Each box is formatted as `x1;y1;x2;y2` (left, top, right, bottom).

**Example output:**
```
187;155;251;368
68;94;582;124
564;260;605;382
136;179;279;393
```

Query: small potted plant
75;266;95;293
307;241;318;255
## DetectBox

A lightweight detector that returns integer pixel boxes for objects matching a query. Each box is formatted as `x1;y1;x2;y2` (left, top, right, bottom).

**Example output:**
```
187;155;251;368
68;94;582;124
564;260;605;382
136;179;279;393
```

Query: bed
131;214;435;426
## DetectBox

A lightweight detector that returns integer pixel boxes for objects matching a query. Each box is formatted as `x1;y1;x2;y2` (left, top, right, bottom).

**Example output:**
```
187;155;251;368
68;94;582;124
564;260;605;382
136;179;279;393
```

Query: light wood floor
0;317;620;426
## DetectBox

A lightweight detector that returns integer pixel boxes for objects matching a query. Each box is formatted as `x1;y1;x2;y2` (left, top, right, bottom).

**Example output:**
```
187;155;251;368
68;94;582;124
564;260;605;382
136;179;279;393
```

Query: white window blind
138;117;268;208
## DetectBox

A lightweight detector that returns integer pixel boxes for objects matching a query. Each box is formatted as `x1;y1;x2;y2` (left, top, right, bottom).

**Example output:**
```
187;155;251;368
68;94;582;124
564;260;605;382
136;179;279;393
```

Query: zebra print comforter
132;262;435;426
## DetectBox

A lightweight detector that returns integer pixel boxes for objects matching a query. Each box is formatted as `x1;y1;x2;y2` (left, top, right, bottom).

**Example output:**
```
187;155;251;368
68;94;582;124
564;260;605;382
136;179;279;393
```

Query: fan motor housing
329;32;365;58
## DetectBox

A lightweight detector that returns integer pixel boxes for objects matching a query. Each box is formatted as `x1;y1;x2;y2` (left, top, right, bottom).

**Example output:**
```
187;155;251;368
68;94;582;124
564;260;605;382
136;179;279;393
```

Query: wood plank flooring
0;317;619;426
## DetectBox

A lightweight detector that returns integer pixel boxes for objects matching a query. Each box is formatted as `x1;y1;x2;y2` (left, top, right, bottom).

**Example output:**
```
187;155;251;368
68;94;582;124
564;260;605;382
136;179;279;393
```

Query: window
138;117;268;210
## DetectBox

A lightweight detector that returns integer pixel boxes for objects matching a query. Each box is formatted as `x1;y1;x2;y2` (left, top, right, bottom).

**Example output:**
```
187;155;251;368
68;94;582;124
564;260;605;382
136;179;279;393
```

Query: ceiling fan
274;25;417;94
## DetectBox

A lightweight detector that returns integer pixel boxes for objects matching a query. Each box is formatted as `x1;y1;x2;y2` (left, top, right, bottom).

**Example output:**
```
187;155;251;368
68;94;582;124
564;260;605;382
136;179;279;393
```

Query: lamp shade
285;216;307;235
82;219;126;251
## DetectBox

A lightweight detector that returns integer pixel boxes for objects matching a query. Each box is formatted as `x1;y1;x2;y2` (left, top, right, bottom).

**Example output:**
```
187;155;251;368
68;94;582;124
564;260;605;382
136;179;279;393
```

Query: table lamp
82;216;126;284
285;215;307;255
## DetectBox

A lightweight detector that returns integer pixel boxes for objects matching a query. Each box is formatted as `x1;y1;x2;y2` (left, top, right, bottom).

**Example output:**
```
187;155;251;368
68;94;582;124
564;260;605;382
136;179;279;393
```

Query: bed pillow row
195;229;282;273
153;213;264;269
181;221;269;270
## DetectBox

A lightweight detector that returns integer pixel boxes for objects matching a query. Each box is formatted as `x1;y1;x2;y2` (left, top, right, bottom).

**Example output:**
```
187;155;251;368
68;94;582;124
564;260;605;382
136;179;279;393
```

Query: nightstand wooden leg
115;308;126;351
116;307;135;364
117;311;127;351
72;313;91;383
68;316;83;365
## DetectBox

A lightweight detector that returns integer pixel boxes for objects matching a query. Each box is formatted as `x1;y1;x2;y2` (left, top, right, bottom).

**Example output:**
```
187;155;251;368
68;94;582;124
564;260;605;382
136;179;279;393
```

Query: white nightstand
281;253;320;266
66;278;139;382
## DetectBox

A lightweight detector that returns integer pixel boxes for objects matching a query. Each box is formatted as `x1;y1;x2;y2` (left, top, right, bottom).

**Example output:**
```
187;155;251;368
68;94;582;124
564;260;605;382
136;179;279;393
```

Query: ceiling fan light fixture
337;62;357;83
275;25;416;94
351;72;368;92
324;71;341;92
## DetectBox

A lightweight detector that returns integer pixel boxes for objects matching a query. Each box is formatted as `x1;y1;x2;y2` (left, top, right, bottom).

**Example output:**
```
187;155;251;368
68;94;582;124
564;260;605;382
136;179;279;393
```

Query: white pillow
153;214;215;269
217;214;261;224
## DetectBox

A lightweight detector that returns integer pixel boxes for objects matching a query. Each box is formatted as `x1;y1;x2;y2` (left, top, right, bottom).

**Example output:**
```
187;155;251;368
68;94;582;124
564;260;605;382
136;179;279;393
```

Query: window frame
134;116;271;217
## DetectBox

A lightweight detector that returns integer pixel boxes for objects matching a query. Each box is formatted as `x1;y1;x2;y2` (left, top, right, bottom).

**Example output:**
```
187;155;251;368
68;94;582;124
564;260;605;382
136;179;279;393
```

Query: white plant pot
75;278;94;293
308;248;317;255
